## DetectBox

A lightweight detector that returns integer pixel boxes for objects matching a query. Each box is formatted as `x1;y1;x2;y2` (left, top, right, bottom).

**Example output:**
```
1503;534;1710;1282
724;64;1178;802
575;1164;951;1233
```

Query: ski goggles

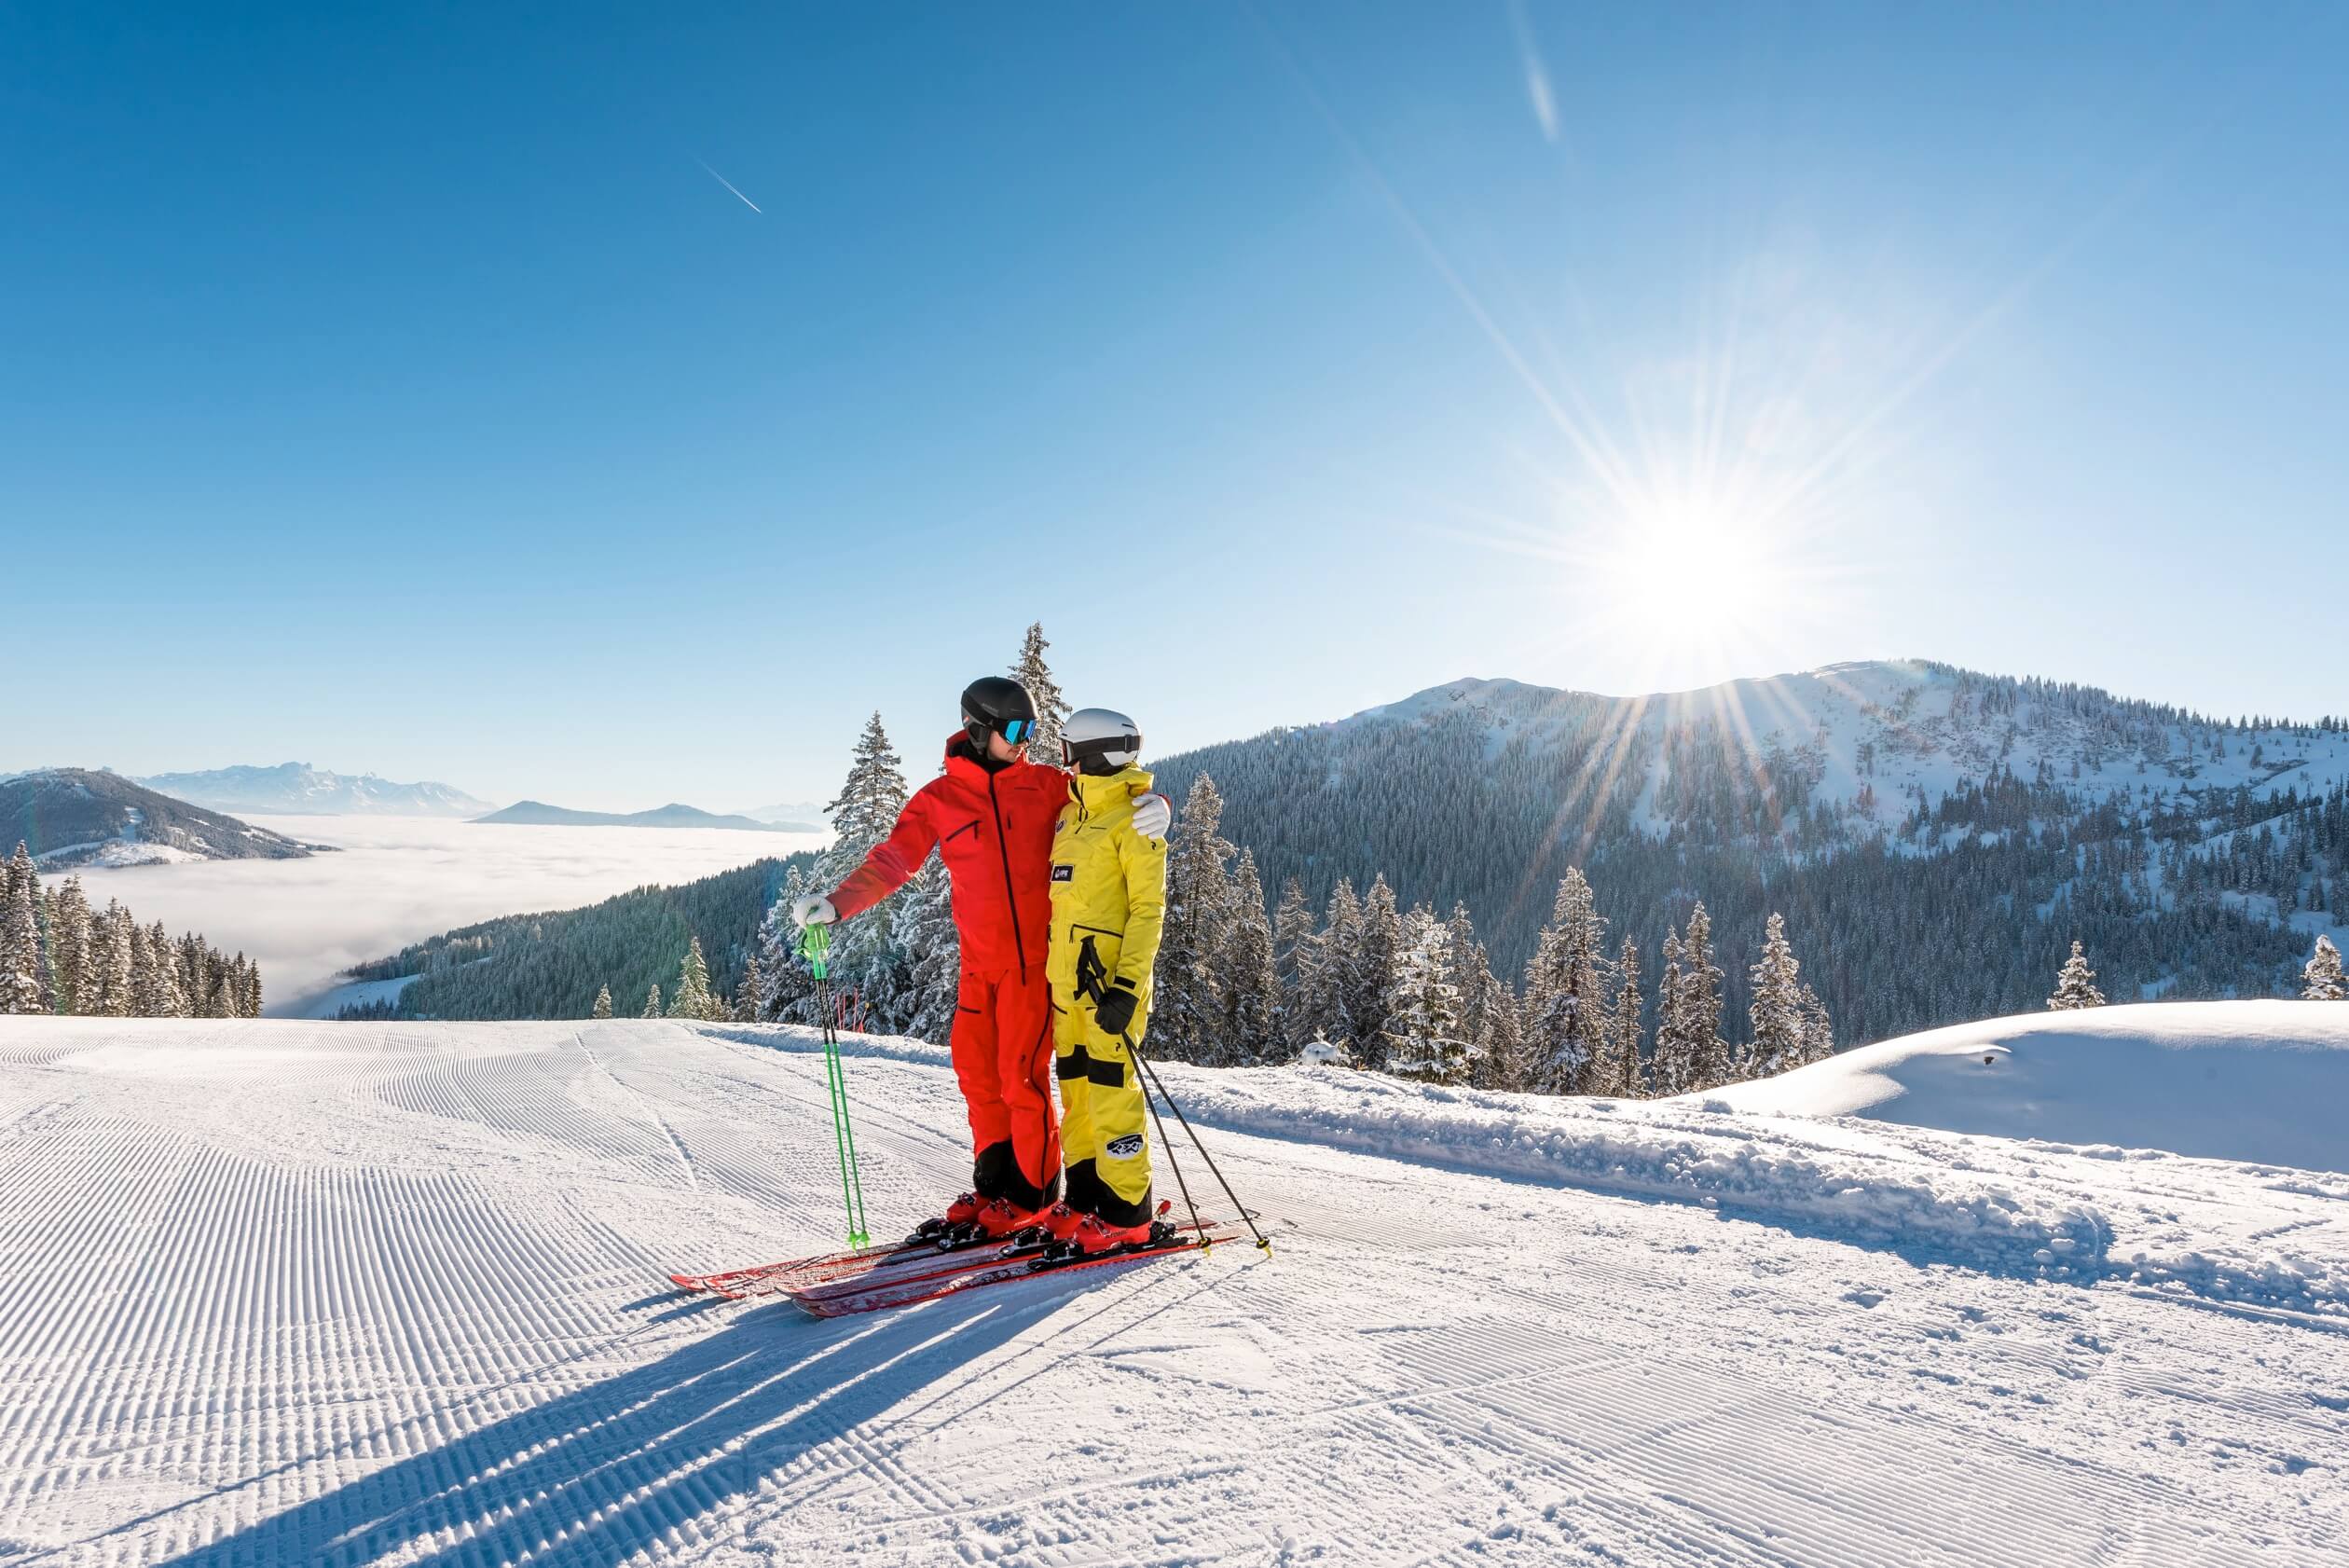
966;714;1037;747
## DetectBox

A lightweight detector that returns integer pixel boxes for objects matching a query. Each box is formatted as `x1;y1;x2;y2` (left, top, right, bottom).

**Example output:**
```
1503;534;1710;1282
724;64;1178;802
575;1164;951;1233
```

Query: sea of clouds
66;816;829;1015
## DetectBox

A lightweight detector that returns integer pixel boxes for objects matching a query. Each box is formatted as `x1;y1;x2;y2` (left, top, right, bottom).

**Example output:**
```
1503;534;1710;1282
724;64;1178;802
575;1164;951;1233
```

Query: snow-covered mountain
734;800;826;830
133;761;493;818
473;800;787;832
0;1007;2339;1565
1150;658;2349;1044
0;768;315;867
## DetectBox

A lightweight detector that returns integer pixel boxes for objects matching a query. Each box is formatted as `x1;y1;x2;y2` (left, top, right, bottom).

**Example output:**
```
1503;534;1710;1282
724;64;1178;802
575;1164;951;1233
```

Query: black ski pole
1123;1031;1272;1259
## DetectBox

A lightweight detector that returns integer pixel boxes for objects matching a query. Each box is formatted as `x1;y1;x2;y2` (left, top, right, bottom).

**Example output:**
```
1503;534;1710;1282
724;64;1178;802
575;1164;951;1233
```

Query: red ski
792;1227;1234;1318
666;1235;934;1296
749;1217;1229;1307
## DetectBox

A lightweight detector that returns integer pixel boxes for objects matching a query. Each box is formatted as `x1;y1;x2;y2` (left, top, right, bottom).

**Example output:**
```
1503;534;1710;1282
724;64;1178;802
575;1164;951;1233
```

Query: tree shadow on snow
149;1278;1098;1568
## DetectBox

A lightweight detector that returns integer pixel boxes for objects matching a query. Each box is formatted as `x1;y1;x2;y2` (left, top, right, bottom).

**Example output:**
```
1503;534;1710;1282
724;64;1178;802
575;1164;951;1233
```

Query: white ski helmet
1062;708;1143;775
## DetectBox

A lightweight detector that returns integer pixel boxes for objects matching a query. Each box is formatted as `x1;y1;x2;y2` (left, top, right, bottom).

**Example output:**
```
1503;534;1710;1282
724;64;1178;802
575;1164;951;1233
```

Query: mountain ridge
472;800;788;832
133;762;492;818
0;769;317;867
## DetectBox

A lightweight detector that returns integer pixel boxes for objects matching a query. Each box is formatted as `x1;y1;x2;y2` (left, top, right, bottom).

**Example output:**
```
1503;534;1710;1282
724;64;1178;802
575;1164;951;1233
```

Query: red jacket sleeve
827;791;938;921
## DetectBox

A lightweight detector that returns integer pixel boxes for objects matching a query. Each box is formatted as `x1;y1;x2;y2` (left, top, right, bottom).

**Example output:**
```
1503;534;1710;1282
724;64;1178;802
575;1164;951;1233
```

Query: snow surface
1;1011;2342;1566
1695;1001;2349;1173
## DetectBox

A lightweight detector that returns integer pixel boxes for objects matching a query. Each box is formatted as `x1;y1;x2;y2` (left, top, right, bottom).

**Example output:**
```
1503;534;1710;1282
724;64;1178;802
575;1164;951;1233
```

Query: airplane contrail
695;158;762;213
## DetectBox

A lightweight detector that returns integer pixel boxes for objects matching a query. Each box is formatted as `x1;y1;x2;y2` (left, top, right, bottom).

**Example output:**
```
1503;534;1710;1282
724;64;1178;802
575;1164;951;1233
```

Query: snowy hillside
0;768;314;866
1696;1000;2349;1170
1;1014;2342;1566
134;762;493;818
1364;660;2349;845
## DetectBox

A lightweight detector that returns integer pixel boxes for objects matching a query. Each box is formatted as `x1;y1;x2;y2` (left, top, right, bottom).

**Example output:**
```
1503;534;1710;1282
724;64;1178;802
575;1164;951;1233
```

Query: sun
1580;496;1797;683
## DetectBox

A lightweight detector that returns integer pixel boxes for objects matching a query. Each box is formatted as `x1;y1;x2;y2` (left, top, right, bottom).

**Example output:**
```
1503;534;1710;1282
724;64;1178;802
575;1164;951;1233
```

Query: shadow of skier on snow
146;1277;1106;1568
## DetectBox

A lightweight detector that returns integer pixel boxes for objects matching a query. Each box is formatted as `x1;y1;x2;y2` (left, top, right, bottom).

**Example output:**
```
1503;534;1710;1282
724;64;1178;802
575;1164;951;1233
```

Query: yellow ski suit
1046;764;1168;1228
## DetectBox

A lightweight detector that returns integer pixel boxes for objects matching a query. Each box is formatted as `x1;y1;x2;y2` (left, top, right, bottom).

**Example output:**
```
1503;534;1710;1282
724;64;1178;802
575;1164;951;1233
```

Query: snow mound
1698;1001;2349;1173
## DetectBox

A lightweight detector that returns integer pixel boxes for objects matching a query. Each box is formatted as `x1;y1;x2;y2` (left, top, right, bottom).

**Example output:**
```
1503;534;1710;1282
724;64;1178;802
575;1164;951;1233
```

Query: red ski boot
968;1197;1049;1244
1037;1202;1090;1243
1062;1213;1158;1257
907;1191;985;1245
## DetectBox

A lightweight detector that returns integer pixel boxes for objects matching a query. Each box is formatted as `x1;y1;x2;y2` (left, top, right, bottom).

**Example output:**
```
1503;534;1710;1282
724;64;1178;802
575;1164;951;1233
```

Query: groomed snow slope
1695;1001;2349;1172
1;1016;2342;1567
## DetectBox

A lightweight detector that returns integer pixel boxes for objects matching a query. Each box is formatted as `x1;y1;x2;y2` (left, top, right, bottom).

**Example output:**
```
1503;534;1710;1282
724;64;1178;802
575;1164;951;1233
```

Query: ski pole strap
800;920;831;982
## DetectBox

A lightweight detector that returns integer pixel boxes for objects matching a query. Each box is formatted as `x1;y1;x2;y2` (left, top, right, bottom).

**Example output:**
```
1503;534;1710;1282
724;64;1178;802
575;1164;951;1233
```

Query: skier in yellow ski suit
1038;707;1169;1254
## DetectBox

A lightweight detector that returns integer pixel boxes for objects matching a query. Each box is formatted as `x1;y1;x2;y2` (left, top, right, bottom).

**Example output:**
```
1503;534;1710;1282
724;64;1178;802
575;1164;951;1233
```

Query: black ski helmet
960;675;1038;750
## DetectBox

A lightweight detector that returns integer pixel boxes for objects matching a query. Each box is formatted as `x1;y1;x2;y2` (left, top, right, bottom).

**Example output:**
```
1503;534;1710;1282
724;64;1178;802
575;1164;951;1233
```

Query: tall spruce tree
592;983;614;1020
1678;902;1731;1090
1648;925;1694;1097
1216;848;1281;1065
2301;935;2346;1000
1600;937;1645;1097
50;876;91;1015
1008;622;1071;765
733;951;761;1022
1449;902;1518;1091
797;711;923;1033
1291;879;1358;1052
89;903;130;1018
2048;941;2106;1010
0;845;43;1014
1746;913;1806;1080
668;934;719;1021
147;922;185;1017
1271;877;1315;1042
1381;907;1468;1083
1153;773;1236;1061
1349;875;1403;1068
641;983;663;1019
1522;868;1610;1093
241;956;262;1019
1796;982;1834;1065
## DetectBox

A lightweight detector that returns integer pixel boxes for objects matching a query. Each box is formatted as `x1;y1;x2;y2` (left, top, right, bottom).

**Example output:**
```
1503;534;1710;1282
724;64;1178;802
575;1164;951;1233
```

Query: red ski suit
827;735;1067;1208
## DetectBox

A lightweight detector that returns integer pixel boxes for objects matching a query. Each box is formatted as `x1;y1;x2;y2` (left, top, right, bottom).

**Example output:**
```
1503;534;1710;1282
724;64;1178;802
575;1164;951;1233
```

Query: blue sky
7;3;2343;810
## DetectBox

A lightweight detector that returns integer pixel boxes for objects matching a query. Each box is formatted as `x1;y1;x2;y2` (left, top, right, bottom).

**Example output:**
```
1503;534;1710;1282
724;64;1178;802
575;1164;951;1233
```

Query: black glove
1092;982;1138;1038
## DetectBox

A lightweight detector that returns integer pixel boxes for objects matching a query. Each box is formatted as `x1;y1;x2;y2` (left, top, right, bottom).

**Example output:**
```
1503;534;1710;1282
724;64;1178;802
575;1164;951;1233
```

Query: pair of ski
669;1218;1232;1317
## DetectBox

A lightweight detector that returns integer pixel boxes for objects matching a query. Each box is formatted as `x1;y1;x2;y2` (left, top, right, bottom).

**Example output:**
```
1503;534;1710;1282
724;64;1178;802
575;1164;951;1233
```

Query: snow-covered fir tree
1746;913;1806;1080
147;922;185;1017
208;970;237;1020
1598;937;1645;1097
805;712;922;1031
89;904;130;1018
1449;902;1521;1091
1522;869;1610;1094
1348;874;1402;1069
1796;982;1834;1065
2302;935;2346;1001
667;935;719;1021
49;876;91;1015
640;983;662;1019
1152;773;1235;1062
2048;941;2106;1010
1647;926;1694;1097
1271;877;1316;1044
592;983;613;1019
1381;907;1468;1084
239;956;261;1018
1288;878;1357;1053
1215;848;1281;1066
732;951;761;1023
1008;622;1071;765
756;864;818;1024
0;845;42;1015
1676;902;1731;1090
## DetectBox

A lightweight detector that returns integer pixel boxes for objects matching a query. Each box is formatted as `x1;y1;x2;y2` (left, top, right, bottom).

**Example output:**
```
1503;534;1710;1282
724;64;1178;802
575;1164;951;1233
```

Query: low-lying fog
66;815;829;1016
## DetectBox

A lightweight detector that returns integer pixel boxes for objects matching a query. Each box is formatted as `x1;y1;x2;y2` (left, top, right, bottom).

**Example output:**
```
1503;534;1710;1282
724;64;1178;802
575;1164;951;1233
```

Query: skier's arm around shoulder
827;791;939;921
1110;807;1169;993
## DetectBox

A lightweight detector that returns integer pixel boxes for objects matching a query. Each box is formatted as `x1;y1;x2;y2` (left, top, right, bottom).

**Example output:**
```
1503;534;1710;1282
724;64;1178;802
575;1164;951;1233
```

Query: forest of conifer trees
0;841;263;1019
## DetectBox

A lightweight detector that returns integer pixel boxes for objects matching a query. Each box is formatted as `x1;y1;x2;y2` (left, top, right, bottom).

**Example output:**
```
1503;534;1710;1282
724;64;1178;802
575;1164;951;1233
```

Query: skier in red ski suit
793;677;1157;1238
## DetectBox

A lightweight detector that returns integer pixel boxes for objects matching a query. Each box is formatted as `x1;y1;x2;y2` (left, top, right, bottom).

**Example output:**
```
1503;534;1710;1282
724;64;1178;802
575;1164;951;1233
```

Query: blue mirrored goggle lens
1002;719;1031;743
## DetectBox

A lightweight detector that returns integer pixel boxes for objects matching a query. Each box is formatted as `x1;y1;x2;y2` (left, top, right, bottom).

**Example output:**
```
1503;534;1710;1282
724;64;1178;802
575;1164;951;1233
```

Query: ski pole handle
800;921;831;981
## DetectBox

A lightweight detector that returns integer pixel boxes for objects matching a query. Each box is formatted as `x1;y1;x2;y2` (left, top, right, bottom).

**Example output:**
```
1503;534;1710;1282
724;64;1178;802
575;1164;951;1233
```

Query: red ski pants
952;965;1061;1209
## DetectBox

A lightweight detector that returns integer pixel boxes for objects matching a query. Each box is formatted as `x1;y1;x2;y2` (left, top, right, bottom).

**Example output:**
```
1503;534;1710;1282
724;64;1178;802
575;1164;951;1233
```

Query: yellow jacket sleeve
1112;819;1168;995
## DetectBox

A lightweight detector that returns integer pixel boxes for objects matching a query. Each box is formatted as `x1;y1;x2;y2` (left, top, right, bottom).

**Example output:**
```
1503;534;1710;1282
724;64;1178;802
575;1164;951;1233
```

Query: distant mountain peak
133;763;493;818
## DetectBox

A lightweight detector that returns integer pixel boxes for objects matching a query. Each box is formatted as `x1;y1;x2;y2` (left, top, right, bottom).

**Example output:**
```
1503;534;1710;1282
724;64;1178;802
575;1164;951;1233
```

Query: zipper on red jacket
986;771;1027;977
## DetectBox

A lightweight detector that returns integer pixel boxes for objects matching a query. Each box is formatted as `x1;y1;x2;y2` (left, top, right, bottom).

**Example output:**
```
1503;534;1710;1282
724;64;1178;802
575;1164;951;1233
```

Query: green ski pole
802;922;871;1250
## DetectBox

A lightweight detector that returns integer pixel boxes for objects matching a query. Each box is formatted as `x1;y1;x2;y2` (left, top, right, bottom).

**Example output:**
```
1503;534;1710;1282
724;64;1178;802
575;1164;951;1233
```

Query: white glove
1131;791;1172;838
790;893;838;928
